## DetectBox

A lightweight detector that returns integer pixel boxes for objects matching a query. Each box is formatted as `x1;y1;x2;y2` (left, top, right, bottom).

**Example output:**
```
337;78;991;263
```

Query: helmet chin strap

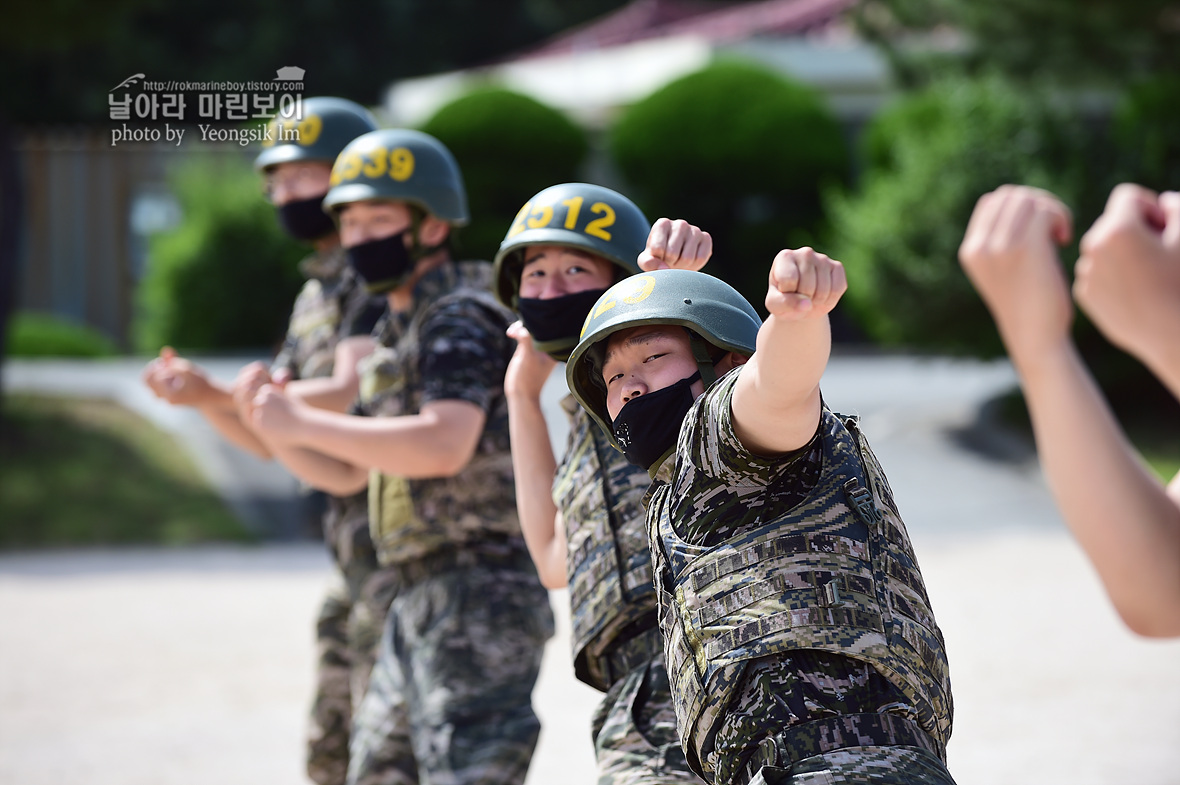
407;207;448;260
687;329;718;388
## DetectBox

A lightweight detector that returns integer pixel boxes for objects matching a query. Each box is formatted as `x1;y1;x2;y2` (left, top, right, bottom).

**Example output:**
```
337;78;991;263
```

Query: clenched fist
1075;184;1180;360
958;185;1074;366
765;247;847;320
638;218;712;272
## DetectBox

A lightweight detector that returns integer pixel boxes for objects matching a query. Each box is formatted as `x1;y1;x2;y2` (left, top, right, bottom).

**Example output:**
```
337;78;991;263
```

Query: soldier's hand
1075;184;1180;358
233;362;274;423
141;346;214;406
638;218;712;272
504;320;556;401
250;384;301;441
765;248;847;321
958;185;1074;366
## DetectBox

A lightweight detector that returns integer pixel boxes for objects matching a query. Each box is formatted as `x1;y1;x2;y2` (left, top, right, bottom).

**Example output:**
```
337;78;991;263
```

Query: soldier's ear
419;215;450;248
715;351;749;375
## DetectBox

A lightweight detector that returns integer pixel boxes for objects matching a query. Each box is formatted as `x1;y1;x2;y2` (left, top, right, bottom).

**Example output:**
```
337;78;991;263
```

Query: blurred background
2;2;1180;783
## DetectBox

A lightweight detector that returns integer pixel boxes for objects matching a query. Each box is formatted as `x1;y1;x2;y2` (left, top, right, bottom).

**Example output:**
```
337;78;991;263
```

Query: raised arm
731;248;846;455
503;321;568;589
959;184;1180;637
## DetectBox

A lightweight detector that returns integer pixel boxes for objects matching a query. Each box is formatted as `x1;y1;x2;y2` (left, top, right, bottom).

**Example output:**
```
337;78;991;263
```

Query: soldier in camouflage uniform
567;254;957;785
142;96;390;785
494;183;712;784
249;128;555;785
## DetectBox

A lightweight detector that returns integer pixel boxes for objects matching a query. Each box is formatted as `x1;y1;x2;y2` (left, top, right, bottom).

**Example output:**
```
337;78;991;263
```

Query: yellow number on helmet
389;147;415;181
362;146;387;178
526;204;554;229
585;202;616;241
331;151;363;186
297;114;323;147
621;275;655;304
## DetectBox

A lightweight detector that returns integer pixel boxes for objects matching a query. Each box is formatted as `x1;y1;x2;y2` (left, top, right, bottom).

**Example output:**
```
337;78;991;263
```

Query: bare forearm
507;394;568;588
196;402;273;460
266;439;369;496
733;314;829;454
287;403;482;479
1020;343;1180;636
286;376;359;414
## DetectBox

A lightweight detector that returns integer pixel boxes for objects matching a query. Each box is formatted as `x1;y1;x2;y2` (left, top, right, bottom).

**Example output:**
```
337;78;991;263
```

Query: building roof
519;0;856;59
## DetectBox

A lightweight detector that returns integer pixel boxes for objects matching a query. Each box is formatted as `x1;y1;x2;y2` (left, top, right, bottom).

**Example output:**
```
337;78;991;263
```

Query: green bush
609;59;849;309
420;87;589;262
134;159;306;353
5;311;118;357
827;77;1083;356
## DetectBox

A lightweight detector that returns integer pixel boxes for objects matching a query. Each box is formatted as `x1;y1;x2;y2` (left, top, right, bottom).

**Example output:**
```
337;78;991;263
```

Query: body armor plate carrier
648;409;953;777
558;407;659;691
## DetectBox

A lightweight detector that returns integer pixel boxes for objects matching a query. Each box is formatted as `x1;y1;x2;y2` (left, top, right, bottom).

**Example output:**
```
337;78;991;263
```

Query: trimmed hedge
609;59;849;310
5;311;117;357
827;77;1082;356
134;159;306;353
420;87;589;262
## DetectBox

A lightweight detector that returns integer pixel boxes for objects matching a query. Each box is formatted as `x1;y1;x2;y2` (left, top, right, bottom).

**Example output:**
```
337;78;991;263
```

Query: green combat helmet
566;268;761;451
253;96;379;171
322;128;468;226
493;183;651;359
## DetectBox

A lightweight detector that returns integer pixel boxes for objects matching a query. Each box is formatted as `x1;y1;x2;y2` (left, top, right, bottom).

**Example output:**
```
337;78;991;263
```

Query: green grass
5;312;118;357
0;394;253;547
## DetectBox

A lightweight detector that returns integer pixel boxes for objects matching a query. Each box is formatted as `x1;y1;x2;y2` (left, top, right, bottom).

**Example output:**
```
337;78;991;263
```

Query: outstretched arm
731;248;845;455
142;348;272;460
959;184;1180;638
252;385;485;480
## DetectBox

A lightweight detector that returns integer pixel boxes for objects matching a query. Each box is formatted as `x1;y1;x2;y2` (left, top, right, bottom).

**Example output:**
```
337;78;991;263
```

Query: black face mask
346;232;415;294
275;195;335;241
517;288;609;360
612;370;702;470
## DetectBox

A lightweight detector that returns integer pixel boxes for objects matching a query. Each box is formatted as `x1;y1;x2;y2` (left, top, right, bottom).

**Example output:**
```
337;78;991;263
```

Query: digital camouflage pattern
555;399;659;691
347;258;553;785
645;370;954;785
356;260;522;565
269;244;389;785
591;657;705;785
346;541;554;785
748;746;956;785
555;400;704;784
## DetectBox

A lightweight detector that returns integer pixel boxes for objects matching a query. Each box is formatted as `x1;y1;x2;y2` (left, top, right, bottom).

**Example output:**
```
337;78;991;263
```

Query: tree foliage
609;59;848;312
419;87;588;263
134;159;306;353
1;0;633;123
855;0;1180;86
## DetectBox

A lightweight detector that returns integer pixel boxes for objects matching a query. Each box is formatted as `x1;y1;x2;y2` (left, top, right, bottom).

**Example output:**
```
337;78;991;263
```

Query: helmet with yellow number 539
322;128;469;225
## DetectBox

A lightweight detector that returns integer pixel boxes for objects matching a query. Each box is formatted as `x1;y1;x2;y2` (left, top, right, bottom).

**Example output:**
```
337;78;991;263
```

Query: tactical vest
556;403;659;692
361;261;522;566
647;408;953;776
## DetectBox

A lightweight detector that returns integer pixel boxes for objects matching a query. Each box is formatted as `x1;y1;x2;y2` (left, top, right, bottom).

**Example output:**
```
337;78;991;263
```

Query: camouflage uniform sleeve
270;279;319;381
417;296;512;412
689;367;820;487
